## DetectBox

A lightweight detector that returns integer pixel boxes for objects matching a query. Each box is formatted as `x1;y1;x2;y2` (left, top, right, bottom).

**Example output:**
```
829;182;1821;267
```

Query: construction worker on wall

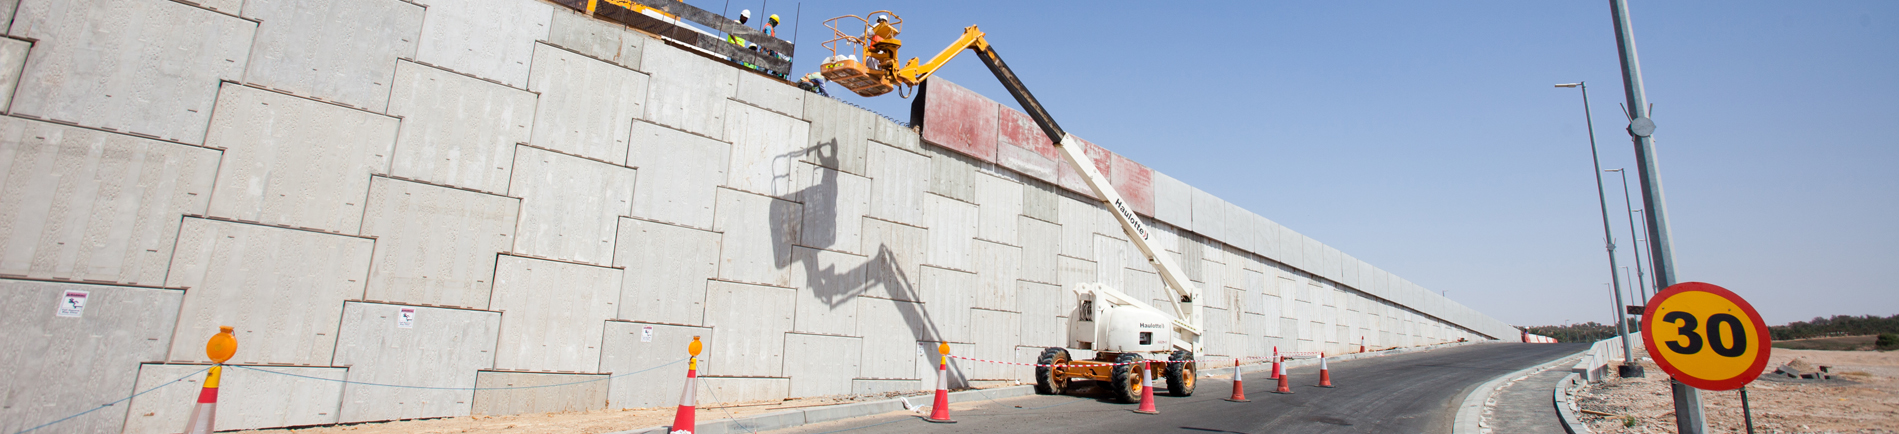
798;72;829;96
766;14;780;37
727;10;754;69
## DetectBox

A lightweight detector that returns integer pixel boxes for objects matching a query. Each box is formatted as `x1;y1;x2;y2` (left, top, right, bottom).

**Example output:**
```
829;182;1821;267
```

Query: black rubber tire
1165;350;1196;397
1109;353;1145;403
1034;347;1071;395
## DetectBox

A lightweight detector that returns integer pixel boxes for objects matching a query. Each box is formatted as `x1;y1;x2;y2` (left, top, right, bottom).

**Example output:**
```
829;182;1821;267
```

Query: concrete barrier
1572;335;1642;383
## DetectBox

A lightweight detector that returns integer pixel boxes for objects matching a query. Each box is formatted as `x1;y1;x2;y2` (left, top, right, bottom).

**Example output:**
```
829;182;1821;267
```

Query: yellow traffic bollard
184;326;237;434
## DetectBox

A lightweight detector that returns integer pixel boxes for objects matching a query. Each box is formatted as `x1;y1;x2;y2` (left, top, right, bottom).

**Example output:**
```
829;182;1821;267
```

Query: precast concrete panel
333;302;499;423
7;0;254;145
975;172;1023;245
614;218;719;325
972;240;1021;312
1021;176;1060;223
508;145;635;264
0;118;220;285
919;265;975;343
489;255;620;373
714;188;801;287
122;364;345;434
1018;215;1060;285
1125;269;1160;306
471;371;607;415
1254;214;1280;263
1091;234;1126;291
1279;226;1303;271
412;0;552;88
865;142;929;226
1189;187;1224;242
203;84;399;234
629;120;731;230
526;43;647;163
1151;170;1192;231
386;60;536;195
735;71;804;118
1340;253;1359;289
1056;255;1097;294
783;333;863;397
855;297;927;379
918;79;998;162
1260;294;1283;337
546;8;645;70
1180;232;1205;282
790;246;867;336
1242;268;1266;314
995;106;1058;183
239;0;423;112
724;103;811;200
0;280;181;434
870;116;922;155
1224;202;1253;255
165;218;373;365
1323;245;1343;283
1198;258;1226;310
1303;236;1323;277
861;217;926;302
701;377;792;404
703;280;795;376
360;177;518;309
802;93;873;176
928;146;983;204
968;309;1020;380
796;163;870;255
1057;194;1098;260
0;38;26;110
600;321;712;408
1108;152;1154;217
1125;233;1155;274
641;42;737;139
923;194;976;271
1016;280;1064;348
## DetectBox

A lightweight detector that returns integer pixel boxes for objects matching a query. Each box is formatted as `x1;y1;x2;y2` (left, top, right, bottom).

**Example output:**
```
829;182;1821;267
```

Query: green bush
1878;333;1899;351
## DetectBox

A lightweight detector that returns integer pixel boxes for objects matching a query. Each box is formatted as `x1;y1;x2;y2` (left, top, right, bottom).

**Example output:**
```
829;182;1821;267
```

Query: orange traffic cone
670;337;704;433
183;326;237;434
1224;359;1249;402
1133;361;1160;414
926;343;956;423
1359;336;1366;353
1273;356;1293;394
1318;352;1334;388
1270;347;1282;380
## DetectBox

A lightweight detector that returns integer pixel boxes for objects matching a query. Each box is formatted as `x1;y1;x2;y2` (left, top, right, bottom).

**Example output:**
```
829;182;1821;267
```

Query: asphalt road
767;343;1586;434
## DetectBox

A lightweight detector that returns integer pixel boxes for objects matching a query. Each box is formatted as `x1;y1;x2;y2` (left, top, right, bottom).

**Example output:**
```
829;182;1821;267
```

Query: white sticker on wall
57;290;89;318
397;307;416;328
641;326;654;342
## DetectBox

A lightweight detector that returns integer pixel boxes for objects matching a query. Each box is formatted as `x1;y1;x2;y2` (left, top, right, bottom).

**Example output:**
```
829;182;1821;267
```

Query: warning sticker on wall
397;307;416;328
57;290;89;318
641;326;654;342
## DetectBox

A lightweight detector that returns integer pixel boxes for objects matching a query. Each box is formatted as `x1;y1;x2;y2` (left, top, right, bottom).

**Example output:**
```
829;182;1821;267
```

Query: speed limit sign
1641;282;1772;390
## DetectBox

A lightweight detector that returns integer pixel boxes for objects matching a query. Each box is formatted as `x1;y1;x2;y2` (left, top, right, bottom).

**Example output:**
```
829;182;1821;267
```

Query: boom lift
819;12;1204;402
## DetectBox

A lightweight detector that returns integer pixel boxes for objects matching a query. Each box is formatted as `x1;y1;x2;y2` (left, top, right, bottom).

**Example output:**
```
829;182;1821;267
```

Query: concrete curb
608;385;1035;434
1450;350;1586;434
1554;373;1589;434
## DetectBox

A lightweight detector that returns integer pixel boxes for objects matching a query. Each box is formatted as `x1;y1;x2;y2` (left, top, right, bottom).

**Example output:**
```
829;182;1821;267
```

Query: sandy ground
228;390;946;434
1576;348;1899;433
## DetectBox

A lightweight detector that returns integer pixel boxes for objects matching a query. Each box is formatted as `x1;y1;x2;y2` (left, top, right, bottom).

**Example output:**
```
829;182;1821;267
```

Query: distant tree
1878;334;1898;351
1522;322;1621;343
1768;314;1899;341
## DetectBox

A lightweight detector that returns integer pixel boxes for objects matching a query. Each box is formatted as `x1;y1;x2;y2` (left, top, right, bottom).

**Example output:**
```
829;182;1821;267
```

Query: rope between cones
946;354;1277;367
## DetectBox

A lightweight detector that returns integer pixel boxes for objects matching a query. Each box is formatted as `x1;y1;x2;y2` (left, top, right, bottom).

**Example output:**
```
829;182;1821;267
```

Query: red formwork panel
919;79;999;163
1111;152;1155;218
1056;137;1113;199
996;107;1059;183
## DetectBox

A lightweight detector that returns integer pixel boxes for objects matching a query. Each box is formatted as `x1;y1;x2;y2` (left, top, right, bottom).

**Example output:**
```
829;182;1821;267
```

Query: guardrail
548;0;794;74
1570;335;1641;383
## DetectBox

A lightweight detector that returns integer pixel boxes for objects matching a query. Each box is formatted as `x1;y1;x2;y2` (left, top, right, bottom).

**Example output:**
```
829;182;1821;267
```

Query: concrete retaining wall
0;1;1515;432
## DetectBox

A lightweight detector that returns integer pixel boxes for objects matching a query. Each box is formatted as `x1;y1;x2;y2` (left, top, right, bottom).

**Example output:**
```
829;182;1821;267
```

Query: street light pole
1607;0;1701;431
1607;169;1652;306
1556;82;1638;378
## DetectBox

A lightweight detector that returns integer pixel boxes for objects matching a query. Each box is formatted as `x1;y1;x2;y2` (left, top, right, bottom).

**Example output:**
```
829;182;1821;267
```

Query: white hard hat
876;14;889;23
741;9;751;18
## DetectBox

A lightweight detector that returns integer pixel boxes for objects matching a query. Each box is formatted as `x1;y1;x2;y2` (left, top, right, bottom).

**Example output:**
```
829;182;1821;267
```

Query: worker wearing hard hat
864;14;899;72
766;14;781;37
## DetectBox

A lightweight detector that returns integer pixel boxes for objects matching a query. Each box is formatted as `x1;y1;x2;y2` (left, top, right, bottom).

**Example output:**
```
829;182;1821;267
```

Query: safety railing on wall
548;0;794;75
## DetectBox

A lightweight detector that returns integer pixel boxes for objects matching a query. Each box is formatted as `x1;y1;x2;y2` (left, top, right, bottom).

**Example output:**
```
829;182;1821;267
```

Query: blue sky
707;1;1897;327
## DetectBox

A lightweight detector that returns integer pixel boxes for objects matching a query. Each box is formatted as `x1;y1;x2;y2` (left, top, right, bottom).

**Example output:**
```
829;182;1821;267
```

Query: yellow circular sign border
1639;282;1772;391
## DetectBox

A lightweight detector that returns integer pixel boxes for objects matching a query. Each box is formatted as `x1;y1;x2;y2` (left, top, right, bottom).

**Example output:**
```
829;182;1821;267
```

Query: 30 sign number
1641;282;1772;391
1659;311;1748;358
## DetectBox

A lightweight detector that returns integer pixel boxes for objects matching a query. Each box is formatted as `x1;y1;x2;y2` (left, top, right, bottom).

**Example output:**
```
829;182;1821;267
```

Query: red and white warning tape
946;354;1276;368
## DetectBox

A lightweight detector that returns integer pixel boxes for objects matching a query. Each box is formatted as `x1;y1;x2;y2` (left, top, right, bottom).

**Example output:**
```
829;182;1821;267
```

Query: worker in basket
864;14;900;73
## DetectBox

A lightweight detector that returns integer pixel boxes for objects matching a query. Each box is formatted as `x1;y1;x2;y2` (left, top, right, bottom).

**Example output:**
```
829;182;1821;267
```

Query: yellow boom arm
892;26;990;86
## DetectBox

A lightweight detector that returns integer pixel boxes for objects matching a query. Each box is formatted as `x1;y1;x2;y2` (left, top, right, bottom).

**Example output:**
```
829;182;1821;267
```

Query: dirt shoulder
1575;348;1899;433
